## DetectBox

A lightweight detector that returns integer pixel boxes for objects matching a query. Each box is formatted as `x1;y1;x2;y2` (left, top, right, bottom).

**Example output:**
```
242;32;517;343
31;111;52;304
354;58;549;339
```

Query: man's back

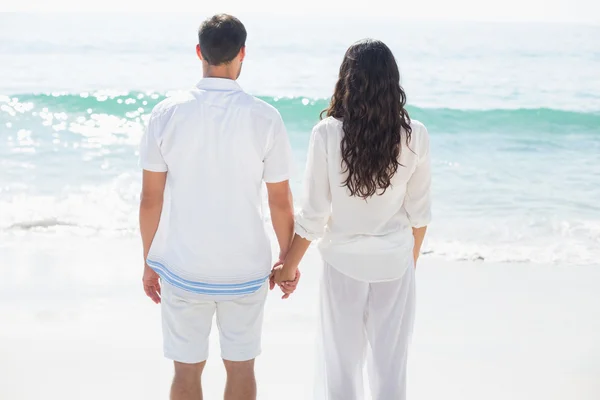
140;78;292;293
139;15;297;398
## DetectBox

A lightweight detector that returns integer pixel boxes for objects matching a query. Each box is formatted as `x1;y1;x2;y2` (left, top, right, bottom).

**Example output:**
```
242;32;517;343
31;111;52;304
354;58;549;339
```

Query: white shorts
160;281;268;363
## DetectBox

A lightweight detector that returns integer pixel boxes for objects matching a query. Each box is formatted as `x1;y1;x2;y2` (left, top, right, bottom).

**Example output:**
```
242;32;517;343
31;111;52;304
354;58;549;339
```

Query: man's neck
203;66;236;80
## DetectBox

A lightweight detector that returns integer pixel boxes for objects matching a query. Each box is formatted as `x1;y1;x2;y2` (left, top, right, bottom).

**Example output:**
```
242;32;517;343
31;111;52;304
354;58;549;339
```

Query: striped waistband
146;259;269;296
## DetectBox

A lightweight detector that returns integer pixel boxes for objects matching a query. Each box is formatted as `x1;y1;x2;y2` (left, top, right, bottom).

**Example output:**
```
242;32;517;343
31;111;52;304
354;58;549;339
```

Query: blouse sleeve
404;124;432;227
294;126;331;241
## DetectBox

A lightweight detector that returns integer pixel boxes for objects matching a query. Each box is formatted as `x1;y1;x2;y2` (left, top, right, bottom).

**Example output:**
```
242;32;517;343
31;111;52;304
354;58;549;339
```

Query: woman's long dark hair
322;39;412;199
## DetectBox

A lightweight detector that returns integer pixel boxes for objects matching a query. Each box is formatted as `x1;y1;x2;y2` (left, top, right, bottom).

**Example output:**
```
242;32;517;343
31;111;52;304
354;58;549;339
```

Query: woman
274;39;431;399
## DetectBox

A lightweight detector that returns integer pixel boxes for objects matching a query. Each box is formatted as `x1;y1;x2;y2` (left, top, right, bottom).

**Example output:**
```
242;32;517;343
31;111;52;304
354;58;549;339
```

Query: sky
1;0;599;24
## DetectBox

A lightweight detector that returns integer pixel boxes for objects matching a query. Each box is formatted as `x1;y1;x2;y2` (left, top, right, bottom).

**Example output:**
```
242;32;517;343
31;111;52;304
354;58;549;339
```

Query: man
139;14;298;400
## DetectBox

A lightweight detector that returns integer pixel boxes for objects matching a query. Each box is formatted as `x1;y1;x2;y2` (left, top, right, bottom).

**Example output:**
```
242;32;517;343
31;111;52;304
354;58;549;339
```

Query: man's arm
275;233;311;282
266;180;295;260
139;170;167;304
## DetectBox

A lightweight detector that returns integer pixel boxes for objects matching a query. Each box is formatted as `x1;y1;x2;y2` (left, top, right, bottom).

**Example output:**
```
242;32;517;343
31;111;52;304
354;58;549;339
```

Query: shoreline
1;236;599;399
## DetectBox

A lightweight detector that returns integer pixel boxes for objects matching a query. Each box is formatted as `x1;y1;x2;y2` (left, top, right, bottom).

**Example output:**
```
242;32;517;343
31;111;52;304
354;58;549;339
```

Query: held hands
269;260;301;299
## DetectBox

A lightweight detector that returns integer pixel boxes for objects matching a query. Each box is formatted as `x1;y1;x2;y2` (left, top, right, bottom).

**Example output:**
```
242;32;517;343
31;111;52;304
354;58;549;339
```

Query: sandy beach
1;11;599;400
1;235;599;399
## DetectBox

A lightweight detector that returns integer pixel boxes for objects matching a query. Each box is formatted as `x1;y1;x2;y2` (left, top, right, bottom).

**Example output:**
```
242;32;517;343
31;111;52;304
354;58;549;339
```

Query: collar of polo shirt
196;77;243;92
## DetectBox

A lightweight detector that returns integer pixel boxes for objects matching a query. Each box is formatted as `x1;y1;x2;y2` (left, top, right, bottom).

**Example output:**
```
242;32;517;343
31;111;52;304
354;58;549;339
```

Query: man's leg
161;283;216;399
223;359;256;400
216;283;269;400
171;361;206;400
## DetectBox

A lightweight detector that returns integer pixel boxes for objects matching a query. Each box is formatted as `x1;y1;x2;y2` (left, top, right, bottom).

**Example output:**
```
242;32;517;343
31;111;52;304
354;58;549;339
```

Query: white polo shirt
139;78;292;298
295;117;431;282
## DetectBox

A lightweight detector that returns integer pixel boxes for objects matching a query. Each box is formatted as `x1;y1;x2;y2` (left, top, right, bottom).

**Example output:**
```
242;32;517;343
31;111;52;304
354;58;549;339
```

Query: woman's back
296;116;431;282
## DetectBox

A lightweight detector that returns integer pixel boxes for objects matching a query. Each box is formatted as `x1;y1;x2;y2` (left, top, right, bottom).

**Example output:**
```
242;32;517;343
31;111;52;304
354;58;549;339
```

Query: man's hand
143;265;161;304
269;260;284;291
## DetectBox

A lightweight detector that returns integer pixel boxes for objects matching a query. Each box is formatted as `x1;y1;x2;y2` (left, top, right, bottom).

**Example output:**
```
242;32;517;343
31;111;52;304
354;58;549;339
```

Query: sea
1;13;600;267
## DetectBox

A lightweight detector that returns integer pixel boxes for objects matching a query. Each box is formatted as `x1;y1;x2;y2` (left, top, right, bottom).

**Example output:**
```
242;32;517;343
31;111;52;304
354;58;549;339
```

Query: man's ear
239;46;246;63
196;44;203;61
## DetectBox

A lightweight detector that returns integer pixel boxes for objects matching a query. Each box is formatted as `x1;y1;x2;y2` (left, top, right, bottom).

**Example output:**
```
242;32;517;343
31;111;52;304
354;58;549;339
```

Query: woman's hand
270;262;301;299
273;264;297;283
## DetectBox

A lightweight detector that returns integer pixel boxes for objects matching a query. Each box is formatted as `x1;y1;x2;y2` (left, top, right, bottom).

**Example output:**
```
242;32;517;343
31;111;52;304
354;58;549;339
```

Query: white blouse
295;117;432;282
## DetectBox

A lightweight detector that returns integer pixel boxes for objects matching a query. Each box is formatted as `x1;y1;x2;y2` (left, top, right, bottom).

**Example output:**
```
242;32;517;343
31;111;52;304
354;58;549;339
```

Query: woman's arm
412;226;427;266
274;126;331;286
405;124;432;267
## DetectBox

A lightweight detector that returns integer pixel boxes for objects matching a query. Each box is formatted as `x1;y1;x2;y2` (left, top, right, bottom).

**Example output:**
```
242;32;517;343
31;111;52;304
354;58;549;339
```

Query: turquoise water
1;14;599;265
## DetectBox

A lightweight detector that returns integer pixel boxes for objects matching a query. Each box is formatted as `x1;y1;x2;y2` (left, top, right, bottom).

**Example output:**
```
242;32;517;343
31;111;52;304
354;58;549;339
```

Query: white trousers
316;262;416;400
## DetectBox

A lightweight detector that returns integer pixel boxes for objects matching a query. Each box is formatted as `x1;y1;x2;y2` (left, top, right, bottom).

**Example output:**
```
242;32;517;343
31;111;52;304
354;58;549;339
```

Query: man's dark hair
198;14;247;66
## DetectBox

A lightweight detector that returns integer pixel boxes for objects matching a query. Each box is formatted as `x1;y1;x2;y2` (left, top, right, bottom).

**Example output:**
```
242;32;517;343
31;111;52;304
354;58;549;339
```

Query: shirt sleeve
263;115;293;183
139;114;168;172
295;126;332;241
404;124;432;228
